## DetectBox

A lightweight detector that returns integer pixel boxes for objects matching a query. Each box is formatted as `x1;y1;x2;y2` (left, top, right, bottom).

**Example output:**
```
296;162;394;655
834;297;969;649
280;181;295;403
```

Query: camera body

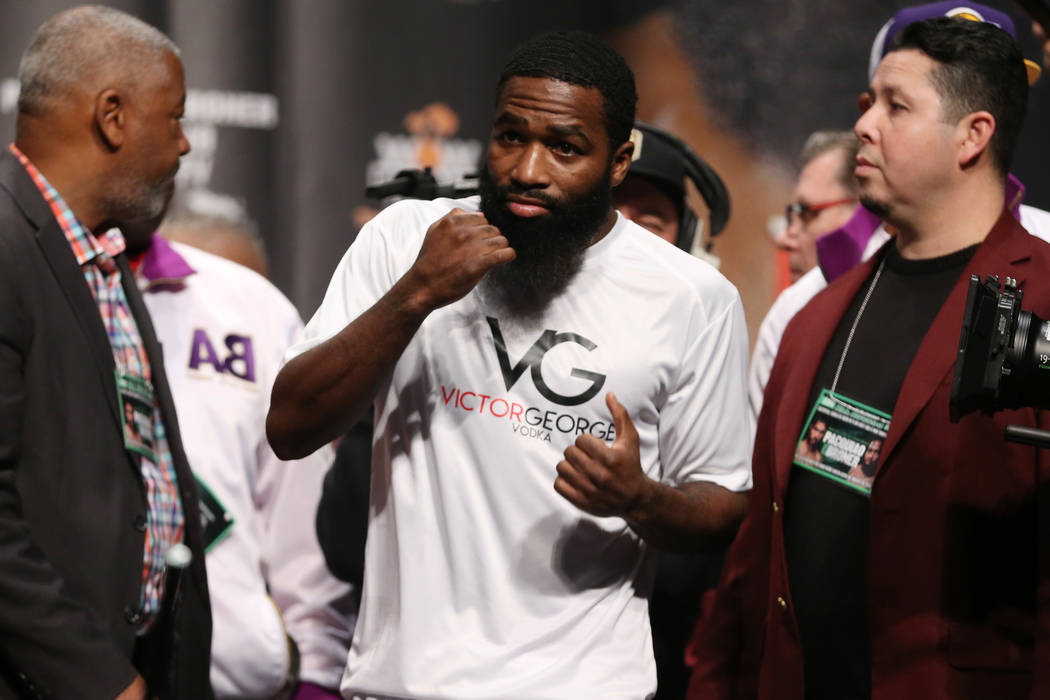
950;274;1050;420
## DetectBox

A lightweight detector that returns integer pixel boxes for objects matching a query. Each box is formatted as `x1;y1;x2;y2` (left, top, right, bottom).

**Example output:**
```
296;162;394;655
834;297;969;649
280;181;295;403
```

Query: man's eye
858;93;872;113
554;142;578;156
636;216;668;236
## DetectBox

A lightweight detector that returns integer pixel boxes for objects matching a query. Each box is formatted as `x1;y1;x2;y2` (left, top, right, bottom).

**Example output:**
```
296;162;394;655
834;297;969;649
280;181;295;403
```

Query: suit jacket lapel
119;253;210;600
0;151;124;432
36;221;123;426
877;210;1032;475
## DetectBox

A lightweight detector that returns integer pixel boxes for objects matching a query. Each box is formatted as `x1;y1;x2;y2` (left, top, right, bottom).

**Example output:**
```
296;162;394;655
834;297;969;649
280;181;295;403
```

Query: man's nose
774;217;801;252
510;142;550;188
178;124;191;156
854;107;877;144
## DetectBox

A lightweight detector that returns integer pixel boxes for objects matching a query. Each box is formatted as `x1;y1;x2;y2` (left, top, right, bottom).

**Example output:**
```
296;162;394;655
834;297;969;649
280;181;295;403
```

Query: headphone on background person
626;122;731;257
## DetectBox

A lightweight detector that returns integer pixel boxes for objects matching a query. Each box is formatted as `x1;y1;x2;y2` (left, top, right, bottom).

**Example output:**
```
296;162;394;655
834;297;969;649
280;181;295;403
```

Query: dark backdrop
2;0;1047;328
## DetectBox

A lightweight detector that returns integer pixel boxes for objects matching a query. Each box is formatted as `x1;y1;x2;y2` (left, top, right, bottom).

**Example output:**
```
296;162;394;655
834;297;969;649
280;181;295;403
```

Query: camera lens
1002;310;1050;409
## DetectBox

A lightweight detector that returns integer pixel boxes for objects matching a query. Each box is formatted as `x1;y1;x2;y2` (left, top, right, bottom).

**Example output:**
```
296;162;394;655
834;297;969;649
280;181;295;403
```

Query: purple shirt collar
1006;173;1025;218
139;233;196;288
815;205;884;283
816;173;1028;283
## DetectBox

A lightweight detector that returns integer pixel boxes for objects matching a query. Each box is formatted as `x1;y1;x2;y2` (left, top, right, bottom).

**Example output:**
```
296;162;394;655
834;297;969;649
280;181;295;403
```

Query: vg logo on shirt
486;316;606;406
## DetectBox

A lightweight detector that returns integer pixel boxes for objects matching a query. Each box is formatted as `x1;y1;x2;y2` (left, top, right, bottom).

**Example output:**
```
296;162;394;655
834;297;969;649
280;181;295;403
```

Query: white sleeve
260;312;357;689
748;307;780;425
256;438;356;689
1020;204;1050;246
748;267;833;424
658;292;753;492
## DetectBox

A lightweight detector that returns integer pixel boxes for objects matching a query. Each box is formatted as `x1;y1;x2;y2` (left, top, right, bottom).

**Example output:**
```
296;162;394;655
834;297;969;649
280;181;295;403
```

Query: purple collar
139;233;196;288
1006;173;1025;218
816;173;1028;283
815;205;883;283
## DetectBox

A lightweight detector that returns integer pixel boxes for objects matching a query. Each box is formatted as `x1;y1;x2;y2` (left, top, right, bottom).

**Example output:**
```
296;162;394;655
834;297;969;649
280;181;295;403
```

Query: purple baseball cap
868;2;1041;84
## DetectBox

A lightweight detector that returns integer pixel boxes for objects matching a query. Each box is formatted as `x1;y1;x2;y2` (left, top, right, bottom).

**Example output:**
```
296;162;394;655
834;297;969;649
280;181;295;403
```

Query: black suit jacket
0;149;212;699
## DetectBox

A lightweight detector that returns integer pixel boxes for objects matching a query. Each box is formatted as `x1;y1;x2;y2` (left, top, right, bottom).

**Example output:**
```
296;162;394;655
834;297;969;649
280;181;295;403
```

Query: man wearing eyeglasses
751;131;867;419
778;131;860;284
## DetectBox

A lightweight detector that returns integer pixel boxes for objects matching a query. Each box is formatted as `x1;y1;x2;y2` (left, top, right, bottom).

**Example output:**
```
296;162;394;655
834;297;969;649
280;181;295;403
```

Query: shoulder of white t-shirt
616;214;741;307
369;195;479;228
358;195;479;251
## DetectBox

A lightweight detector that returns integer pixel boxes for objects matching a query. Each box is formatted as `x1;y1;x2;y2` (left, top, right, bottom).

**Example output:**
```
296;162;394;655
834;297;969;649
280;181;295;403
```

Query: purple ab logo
188;329;256;383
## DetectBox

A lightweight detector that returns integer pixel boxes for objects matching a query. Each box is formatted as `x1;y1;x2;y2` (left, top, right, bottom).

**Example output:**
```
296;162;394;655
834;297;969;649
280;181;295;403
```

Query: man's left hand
555;392;654;518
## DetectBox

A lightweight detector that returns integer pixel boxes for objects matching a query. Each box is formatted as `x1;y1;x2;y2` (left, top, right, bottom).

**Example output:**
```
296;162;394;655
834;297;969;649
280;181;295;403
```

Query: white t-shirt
748;203;1050;420
140;240;356;697
287;196;753;700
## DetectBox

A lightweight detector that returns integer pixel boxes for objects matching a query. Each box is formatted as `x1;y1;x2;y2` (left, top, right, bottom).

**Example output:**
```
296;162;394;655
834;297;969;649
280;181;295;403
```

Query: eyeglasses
785;198;857;226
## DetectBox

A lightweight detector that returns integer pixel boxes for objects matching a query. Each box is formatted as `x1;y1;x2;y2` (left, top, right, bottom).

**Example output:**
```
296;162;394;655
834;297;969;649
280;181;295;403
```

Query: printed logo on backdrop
439;317;614;445
2;82;279;197
2;81;278;223
355;102;483;227
177;89;279;199
366;102;482;186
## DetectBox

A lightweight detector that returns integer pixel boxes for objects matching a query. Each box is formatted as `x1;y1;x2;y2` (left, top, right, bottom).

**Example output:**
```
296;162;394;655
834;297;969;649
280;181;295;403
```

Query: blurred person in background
750;131;865;420
161;205;269;279
779;132;861;285
126;207;356;699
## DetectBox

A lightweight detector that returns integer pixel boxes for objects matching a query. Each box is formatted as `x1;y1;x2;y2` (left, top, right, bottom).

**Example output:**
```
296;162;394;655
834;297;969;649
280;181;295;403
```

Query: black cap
626;125;687;217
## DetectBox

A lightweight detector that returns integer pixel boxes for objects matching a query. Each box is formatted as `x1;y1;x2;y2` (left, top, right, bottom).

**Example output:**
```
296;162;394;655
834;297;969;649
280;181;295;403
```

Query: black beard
478;165;613;317
859;194;890;220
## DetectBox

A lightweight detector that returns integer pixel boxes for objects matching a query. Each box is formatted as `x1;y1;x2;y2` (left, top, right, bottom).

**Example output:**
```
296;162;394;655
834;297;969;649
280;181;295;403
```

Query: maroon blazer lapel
877;210;1033;477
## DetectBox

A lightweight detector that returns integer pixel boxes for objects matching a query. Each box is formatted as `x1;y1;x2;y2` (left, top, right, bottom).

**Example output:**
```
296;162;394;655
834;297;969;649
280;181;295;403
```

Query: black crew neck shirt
783;242;978;699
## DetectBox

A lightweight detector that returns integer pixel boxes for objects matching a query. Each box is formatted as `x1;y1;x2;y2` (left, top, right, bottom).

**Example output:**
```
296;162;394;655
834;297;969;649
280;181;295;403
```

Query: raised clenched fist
405;208;515;312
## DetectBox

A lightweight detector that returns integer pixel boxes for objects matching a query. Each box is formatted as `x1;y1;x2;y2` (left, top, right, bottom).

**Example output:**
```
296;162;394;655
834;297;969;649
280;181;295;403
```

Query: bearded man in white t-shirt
267;29;753;700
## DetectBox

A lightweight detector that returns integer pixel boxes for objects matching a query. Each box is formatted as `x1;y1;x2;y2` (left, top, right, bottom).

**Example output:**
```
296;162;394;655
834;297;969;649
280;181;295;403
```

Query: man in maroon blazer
688;17;1050;700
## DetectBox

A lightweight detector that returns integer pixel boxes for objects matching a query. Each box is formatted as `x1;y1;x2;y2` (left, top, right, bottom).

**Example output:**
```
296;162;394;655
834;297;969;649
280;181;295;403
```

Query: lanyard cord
830;257;887;394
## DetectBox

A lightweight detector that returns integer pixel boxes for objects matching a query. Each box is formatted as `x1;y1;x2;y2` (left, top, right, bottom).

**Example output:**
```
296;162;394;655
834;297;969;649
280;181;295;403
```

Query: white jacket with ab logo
139;238;356;697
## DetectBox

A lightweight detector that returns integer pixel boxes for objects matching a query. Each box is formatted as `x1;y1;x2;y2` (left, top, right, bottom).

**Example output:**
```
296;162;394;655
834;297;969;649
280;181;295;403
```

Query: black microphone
365;167;479;201
365;168;438;200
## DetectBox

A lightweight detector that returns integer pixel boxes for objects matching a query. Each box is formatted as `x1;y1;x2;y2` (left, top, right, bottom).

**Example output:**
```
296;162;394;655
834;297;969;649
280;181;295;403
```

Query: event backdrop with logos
2;0;1048;340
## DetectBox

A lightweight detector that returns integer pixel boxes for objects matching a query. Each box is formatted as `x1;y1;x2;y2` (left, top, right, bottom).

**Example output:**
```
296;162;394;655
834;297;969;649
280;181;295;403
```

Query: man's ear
957;110;995;170
609;139;635;188
95;88;125;151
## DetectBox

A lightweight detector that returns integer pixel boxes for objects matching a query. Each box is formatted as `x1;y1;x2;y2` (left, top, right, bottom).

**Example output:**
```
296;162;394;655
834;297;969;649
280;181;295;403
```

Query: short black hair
889;17;1028;178
497;30;637;149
